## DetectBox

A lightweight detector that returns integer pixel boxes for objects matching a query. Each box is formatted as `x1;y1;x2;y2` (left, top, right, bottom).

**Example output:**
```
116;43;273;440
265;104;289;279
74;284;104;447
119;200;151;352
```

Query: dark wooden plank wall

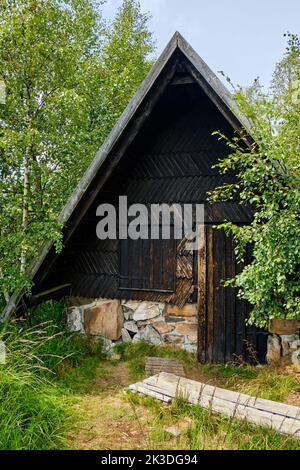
30;59;267;362
35;79;250;303
198;225;267;364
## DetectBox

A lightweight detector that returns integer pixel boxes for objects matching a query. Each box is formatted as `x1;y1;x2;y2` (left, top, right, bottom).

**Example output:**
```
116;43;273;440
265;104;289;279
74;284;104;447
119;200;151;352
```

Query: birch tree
210;34;300;328
0;0;154;309
0;0;105;302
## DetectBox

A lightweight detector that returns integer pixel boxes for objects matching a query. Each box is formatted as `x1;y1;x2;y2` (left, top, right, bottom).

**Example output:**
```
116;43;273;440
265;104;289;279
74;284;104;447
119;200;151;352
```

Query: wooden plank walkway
145;357;185;377
129;372;300;438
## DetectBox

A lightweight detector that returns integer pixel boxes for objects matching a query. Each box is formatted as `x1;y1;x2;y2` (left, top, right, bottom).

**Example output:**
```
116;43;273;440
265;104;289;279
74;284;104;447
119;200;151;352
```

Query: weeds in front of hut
113;340;197;381
201;363;300;402
125;391;300;450
3;301;299;450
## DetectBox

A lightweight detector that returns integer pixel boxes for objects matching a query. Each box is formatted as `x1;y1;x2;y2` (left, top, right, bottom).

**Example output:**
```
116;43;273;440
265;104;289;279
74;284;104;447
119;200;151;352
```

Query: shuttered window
119;236;176;292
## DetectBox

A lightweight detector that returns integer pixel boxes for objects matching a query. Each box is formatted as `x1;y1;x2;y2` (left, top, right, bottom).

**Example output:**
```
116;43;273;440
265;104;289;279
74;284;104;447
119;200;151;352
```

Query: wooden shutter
119;237;175;292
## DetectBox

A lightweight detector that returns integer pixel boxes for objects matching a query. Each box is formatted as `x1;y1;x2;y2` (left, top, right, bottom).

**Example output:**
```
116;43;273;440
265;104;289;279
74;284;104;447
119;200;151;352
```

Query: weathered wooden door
197;226;267;363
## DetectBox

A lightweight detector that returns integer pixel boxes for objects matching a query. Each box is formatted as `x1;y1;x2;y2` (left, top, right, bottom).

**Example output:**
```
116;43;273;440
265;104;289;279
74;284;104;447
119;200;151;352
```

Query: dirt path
66;359;300;450
67;362;154;450
285;365;300;407
66;359;229;450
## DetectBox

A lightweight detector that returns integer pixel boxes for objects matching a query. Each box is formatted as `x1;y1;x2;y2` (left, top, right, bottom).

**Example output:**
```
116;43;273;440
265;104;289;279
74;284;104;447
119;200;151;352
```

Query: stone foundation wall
267;334;300;365
66;298;198;354
267;319;300;365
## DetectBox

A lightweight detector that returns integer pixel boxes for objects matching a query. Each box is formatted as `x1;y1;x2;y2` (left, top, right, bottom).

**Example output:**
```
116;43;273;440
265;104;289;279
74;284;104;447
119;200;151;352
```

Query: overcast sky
102;0;300;88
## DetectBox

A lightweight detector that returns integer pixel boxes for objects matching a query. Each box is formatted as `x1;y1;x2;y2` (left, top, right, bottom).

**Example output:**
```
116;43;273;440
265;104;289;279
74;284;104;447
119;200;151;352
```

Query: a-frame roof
1;31;252;321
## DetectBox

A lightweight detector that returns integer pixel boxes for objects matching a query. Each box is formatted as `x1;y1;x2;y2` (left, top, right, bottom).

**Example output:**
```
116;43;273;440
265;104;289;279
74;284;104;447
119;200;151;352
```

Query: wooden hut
4;33;267;363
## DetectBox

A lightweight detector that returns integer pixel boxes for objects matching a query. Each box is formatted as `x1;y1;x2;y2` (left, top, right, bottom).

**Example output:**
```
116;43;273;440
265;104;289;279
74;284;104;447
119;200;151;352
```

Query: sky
101;0;300;88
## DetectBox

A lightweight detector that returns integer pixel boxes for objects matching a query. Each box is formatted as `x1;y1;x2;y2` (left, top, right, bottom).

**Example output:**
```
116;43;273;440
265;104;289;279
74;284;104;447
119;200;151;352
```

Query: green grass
201;363;300;402
29;300;106;389
56;356;109;393
1;301;299;450
127;392;300;450
185;405;300;450
203;363;258;380
0;300;106;449
0;322;69;449
113;340;197;381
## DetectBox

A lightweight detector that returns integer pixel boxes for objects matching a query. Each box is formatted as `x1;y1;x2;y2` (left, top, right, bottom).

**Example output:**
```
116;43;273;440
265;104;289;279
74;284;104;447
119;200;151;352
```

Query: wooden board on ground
145;357;186;377
129;372;300;438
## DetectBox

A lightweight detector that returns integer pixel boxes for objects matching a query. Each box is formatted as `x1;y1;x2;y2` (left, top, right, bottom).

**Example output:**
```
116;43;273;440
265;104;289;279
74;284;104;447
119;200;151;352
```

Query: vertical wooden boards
224;234;235;362
197;225;206;363
234;255;246;358
206;226;214;361
119;236;176;292
214;228;226;362
200;225;266;363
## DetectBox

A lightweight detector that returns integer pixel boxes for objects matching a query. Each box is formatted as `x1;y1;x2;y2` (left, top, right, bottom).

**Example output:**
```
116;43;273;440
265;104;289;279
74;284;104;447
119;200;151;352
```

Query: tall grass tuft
0;300;107;449
28;300;105;375
0;322;70;449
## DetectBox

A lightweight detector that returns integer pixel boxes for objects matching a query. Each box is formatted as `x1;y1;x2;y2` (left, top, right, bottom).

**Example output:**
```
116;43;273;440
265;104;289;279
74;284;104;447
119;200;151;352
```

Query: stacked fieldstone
66;298;198;354
267;319;300;365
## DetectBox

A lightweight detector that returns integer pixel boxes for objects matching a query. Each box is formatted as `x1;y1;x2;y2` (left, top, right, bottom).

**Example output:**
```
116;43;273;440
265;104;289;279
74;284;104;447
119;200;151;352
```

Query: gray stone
269;318;300;335
121;328;132;343
132;332;141;343
290;340;300;351
163;315;184;324
291;350;300;365
165;418;192;437
124;321;138;334
175;323;197;342
133;302;162;322
281;334;299;356
281;334;299;342
99;336;114;353
281;336;295;356
122;301;140;312
66;306;84;333
163;334;184;345
266;334;281;364
155;302;164;311
141;325;163;346
184;343;197;354
166;304;197;317
136;314;164;327
123;309;134;321
153;321;175;335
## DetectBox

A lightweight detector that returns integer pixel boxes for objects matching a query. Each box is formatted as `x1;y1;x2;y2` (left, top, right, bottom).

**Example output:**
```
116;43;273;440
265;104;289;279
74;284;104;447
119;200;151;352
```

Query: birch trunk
0;267;10;303
20;150;30;274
